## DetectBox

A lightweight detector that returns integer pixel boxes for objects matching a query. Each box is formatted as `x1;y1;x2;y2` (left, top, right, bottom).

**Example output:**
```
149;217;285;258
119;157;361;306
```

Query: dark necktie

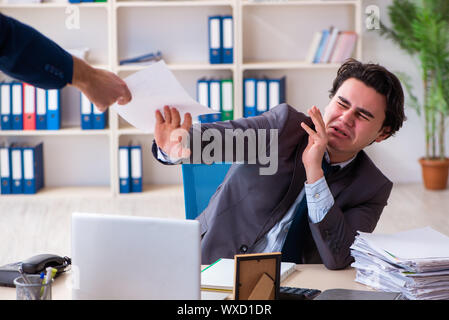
281;157;339;263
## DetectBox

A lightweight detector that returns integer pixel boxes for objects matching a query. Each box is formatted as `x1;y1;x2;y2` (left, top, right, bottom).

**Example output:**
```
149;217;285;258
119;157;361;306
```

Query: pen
41;267;57;300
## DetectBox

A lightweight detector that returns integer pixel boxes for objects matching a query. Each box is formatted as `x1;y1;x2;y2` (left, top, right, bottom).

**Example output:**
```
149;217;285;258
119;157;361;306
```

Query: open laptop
71;212;201;300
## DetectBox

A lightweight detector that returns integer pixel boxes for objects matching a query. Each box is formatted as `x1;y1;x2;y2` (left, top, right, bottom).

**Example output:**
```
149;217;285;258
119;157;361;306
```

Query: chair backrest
182;163;232;220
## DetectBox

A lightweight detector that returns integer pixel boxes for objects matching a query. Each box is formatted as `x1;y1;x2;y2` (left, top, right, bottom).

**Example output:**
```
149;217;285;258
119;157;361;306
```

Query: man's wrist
305;165;324;184
71;56;93;90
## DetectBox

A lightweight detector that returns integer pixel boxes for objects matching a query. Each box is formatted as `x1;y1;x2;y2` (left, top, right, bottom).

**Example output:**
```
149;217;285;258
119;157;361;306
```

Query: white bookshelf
0;0;362;197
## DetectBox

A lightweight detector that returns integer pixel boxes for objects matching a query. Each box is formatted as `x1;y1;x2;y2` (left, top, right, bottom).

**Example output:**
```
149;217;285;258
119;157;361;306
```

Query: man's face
323;78;390;161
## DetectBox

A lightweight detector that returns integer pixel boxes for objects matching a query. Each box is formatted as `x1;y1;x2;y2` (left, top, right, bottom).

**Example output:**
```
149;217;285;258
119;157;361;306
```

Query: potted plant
379;0;449;190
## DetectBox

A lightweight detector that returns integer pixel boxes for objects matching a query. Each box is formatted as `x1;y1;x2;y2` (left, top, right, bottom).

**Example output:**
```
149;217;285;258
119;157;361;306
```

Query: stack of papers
350;227;449;300
201;258;296;293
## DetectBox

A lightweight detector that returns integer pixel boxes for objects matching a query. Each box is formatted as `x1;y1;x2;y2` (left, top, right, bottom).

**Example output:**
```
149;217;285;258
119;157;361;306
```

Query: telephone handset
0;254;71;287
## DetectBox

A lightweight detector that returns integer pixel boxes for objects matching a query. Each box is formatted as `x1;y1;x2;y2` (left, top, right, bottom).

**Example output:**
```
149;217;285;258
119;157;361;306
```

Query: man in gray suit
152;59;405;270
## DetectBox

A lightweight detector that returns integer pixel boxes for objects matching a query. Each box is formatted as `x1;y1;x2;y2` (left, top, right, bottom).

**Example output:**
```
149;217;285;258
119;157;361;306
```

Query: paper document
112;60;215;133
350;227;449;300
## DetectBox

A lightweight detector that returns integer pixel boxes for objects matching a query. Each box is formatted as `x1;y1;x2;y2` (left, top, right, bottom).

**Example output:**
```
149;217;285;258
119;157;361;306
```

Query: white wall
361;0;449;183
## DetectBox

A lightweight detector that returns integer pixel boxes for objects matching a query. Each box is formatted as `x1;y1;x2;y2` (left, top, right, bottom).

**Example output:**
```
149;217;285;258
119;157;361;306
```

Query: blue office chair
182;163;232;220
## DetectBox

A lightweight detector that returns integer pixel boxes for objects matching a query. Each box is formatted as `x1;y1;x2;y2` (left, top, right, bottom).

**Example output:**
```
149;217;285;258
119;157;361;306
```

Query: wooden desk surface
0;264;371;300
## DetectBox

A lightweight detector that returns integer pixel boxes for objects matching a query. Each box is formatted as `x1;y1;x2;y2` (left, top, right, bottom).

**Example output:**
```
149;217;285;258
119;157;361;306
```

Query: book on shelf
306;28;358;64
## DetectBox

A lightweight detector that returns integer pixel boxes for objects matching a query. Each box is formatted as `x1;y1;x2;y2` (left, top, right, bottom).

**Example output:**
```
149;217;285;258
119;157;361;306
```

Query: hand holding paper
111;60;215;134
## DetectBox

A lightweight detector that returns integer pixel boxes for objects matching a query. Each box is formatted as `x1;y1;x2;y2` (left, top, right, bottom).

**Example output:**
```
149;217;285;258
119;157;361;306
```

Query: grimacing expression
323;78;390;161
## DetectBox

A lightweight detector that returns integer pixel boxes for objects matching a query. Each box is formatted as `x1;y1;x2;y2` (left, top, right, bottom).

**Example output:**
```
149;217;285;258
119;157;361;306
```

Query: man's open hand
301;106;328;184
155;106;192;160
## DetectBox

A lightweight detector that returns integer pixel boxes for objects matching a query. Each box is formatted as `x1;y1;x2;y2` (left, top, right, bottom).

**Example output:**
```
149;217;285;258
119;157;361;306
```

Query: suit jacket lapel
327;152;360;199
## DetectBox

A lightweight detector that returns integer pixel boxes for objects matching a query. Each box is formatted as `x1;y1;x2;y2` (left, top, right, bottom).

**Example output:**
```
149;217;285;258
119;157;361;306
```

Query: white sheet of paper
358;227;449;260
112;60;215;133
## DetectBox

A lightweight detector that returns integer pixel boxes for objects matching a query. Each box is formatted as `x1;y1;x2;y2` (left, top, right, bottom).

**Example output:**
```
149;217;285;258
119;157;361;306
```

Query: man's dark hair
329;58;405;137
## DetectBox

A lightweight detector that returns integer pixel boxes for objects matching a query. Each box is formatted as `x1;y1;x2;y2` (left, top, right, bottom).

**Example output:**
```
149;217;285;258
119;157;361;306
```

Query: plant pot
419;158;449;190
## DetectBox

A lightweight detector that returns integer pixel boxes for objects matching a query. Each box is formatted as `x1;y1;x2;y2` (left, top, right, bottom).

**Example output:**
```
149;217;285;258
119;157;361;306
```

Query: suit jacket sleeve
0;13;73;89
152;103;294;165
309;178;393;270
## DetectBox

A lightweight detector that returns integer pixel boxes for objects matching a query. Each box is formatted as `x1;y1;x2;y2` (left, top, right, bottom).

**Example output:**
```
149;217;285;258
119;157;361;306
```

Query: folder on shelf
92;105;107;130
22;142;44;194
10;144;23;194
119;146;131;194
243;78;257;118
256;79;268;116
11;83;23;130
0;146;11;194
36;88;47;130
0;83;12;130
130;144;142;193
222;15;233;64
268;77;286;110
208;79;221;122
208;16;223;64
23;83;36;130
313;29;330;63
197;78;210;123
47;89;60;130
80;92;93;130
221;79;233;121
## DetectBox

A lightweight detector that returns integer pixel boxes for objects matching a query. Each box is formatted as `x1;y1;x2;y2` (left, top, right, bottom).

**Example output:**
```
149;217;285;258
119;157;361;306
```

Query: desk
0;265;371;300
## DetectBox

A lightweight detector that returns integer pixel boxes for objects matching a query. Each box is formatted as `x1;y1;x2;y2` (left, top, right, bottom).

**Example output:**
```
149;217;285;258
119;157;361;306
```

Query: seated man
152;59;405;270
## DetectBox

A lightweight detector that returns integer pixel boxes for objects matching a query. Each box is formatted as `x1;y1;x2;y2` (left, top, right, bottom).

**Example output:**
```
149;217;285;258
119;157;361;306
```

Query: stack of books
350;227;449;300
306;27;358;64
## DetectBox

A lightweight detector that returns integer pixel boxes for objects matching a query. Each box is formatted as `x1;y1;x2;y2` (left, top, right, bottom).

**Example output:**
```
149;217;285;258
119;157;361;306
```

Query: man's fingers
181;113;192;131
301;122;317;137
308;106;326;136
171;107;181;127
163;105;172;124
155;110;164;125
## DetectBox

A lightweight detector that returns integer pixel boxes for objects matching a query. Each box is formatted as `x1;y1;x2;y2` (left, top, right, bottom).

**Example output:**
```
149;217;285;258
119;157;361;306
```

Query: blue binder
0;146;11;194
93;105;107;129
1;83;12;130
23;142;44;194
119;146;131;194
197;78;210;123
243;78;257;118
208;16;223;64
208;79;222;122
80;92;93;130
268;76;286;110
256;79;268;116
313;29;330;63
10;144;23;194
222;15;233;64
36;88;47;130
47;89;60;130
11;83;23;130
130;144;142;193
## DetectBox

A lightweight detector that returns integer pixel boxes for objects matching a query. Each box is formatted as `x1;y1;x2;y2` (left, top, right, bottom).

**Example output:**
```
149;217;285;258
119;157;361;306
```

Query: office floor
0;183;448;266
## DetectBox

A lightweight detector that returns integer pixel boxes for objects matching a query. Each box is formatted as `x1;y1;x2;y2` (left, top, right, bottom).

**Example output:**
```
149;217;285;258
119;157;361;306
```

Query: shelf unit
0;0;362;197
